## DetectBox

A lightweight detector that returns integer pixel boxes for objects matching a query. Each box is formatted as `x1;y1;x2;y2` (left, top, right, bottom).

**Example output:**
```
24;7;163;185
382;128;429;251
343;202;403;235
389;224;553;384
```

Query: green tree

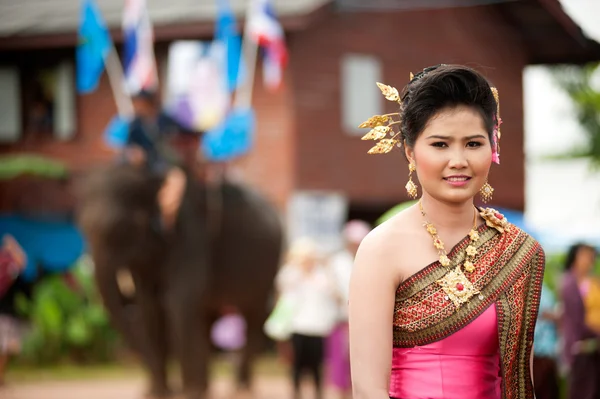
553;62;600;167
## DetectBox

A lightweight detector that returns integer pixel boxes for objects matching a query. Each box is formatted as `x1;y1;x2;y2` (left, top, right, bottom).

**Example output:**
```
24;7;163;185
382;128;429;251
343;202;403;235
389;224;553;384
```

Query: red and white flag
247;0;288;90
122;0;158;94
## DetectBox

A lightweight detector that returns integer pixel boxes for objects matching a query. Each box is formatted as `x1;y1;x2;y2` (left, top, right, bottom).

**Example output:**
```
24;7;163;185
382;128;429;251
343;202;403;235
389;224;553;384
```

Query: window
0;56;78;144
340;54;383;135
0;67;22;143
22;61;76;141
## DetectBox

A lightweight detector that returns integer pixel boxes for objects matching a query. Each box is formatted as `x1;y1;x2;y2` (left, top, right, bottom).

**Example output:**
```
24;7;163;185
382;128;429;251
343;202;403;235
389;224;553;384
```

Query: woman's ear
404;143;415;165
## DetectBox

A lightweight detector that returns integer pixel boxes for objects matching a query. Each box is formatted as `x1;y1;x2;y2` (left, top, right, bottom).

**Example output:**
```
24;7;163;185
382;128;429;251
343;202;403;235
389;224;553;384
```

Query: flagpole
233;0;259;110
104;46;135;119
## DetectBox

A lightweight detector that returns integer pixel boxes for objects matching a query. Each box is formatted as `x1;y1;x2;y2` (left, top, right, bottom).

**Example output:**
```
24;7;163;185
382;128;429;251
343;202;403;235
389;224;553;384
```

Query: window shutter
53;61;76;140
0;67;22;143
340;54;383;136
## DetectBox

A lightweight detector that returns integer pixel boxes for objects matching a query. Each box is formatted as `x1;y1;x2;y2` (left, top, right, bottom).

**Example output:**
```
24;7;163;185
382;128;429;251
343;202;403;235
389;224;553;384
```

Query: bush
15;255;121;365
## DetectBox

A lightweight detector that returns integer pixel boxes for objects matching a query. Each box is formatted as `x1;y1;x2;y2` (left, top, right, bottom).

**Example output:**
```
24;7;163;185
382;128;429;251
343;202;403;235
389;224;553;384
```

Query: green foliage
0;154;68;180
543;252;566;293
553;63;600;168
376;200;418;226
15;257;121;365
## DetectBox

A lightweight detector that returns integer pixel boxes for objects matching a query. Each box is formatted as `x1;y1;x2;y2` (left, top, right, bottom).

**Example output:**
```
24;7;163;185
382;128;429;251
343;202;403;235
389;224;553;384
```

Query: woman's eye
466;141;483;148
431;142;447;148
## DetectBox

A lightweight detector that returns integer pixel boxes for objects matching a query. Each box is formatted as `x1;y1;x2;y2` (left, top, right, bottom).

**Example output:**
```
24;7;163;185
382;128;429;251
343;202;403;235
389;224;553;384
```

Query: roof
0;0;329;37
496;0;600;64
1;0;598;64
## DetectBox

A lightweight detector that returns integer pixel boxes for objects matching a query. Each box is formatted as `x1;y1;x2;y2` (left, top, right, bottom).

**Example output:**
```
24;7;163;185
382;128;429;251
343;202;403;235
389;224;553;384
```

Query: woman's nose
448;149;468;169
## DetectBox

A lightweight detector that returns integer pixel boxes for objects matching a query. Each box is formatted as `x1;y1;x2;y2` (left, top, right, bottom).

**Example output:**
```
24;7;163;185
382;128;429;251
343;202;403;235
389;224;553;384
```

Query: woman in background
0;235;27;387
276;238;338;399
326;220;371;399
560;243;599;399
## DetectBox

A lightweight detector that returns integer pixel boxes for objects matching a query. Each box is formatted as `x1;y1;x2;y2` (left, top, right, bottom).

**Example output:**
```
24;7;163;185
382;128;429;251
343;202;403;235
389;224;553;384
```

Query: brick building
0;0;599;227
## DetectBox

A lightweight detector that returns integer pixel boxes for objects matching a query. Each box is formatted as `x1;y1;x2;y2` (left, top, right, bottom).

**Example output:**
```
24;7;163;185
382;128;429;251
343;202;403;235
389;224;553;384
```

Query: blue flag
103;115;131;149
77;0;112;93
215;0;245;92
202;108;255;161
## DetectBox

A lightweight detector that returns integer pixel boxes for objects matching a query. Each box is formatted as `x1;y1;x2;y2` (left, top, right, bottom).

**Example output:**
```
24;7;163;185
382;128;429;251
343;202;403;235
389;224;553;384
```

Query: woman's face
405;105;493;205
574;246;597;276
298;255;318;271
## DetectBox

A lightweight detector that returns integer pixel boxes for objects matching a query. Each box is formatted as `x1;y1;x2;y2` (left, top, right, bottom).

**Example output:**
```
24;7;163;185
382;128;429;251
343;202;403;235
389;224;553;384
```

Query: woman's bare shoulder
354;207;421;280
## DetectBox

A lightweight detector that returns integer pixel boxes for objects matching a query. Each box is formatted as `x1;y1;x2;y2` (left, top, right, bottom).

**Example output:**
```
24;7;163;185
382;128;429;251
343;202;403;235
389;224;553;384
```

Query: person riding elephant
122;90;198;232
77;107;284;399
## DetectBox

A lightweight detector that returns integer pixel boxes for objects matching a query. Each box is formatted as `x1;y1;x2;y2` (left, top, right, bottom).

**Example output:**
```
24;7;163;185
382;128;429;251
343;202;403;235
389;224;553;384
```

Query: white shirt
329;250;355;321
276;263;338;337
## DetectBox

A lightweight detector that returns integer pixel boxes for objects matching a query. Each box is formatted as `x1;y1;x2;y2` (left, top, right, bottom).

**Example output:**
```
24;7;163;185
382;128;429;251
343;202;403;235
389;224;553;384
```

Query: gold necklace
418;200;479;273
419;200;483;309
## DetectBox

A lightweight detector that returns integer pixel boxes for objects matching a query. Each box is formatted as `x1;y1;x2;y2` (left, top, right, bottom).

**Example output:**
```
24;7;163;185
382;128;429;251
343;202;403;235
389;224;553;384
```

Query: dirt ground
1;375;332;399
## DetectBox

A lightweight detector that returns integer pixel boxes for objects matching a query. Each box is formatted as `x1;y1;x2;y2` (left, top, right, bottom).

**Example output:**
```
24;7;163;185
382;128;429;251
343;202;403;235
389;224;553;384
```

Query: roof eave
0;2;333;51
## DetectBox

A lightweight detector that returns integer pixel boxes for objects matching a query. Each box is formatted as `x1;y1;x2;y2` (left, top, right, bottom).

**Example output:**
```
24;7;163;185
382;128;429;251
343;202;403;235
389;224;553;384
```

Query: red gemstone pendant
456;283;464;291
495;213;503;220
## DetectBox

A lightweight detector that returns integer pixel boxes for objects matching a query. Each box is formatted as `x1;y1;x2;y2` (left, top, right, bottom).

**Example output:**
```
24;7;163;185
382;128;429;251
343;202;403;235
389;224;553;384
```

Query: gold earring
480;180;494;203
406;162;418;199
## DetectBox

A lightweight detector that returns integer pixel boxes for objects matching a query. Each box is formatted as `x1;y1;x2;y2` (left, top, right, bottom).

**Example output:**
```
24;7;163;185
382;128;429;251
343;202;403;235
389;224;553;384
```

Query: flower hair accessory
490;87;501;164
359;72;502;164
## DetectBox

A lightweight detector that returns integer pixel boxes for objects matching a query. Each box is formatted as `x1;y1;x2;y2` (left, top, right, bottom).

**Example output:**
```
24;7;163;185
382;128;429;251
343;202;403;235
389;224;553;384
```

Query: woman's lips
443;176;471;187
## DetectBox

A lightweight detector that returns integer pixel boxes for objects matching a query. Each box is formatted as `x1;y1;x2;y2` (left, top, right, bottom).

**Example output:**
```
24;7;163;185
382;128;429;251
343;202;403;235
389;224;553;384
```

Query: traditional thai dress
389;209;545;399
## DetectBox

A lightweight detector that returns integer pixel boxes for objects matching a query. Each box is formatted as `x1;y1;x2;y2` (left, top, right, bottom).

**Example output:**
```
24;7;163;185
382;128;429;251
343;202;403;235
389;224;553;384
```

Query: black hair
132;89;158;104
399;64;498;148
564;242;597;270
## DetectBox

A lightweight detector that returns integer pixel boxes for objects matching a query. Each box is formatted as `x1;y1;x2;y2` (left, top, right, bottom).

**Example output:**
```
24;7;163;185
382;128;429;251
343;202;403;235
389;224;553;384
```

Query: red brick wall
290;7;528;210
0;46;296;212
231;68;296;211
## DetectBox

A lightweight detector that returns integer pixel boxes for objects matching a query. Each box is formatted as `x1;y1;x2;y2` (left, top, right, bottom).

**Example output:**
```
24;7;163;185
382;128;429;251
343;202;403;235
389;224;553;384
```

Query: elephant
76;164;284;399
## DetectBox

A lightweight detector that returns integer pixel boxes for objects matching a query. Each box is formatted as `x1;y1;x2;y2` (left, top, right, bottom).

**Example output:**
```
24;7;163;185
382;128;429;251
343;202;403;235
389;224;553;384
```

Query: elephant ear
76;165;159;250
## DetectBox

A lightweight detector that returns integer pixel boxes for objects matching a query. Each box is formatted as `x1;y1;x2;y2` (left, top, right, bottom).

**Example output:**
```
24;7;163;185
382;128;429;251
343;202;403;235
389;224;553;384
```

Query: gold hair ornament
359;82;404;154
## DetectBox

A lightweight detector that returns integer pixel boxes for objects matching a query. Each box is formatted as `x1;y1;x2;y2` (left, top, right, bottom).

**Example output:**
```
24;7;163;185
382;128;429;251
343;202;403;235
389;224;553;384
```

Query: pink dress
390;304;501;399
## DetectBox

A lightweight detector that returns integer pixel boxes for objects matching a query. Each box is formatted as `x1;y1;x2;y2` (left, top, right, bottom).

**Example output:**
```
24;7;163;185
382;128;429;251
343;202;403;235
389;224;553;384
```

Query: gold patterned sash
392;223;545;399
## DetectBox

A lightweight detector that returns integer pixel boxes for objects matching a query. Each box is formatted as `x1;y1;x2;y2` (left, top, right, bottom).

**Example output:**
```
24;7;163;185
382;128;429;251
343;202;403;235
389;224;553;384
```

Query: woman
560;243;599;399
326;220;371;399
0;235;28;387
348;64;545;399
276;238;338;399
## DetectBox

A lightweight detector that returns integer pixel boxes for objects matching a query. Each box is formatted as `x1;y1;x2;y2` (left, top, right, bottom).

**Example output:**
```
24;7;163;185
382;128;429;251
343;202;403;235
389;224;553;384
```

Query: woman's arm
348;232;400;399
560;274;585;335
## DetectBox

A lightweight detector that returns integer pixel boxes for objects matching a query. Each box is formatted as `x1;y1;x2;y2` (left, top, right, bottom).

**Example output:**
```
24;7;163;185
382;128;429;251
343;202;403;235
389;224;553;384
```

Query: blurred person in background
560;243;599;399
533;282;560;399
0;235;27;387
326;219;371;399
122;90;190;232
348;64;545;399
275;238;338;399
